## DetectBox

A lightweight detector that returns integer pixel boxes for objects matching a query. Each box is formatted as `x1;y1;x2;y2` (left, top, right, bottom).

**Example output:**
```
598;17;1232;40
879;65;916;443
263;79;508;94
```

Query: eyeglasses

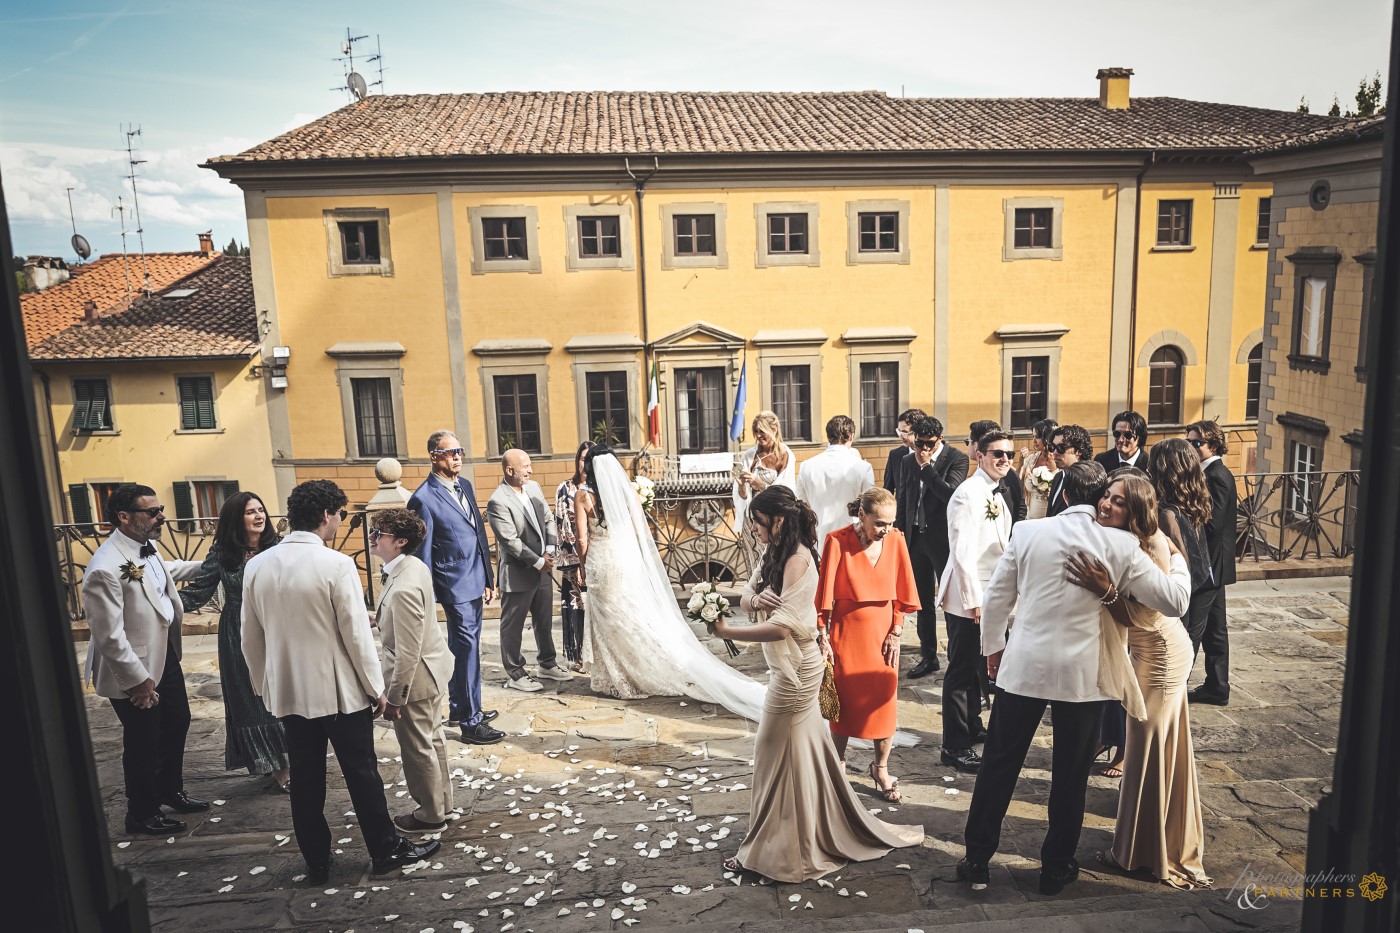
914;439;939;450
983;449;1014;461
1052;443;1070;454
432;447;465;457
1187;438;1206;448
1112;430;1136;440
126;505;165;517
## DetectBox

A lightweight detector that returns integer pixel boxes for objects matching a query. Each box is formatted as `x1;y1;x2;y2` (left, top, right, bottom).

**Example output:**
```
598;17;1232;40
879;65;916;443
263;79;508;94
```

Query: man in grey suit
486;449;568;692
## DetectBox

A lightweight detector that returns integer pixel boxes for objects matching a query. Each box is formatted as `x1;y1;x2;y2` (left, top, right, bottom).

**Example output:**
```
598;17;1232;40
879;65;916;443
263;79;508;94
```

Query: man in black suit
900;416;969;679
883;407;926;495
1185;421;1238;706
1046;425;1094;517
1094;410;1149;475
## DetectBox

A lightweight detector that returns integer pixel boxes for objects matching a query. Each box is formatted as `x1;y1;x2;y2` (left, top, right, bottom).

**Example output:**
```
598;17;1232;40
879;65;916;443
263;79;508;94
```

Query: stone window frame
71;375;118;435
564;335;643;452
323;208;394;277
173;371;223;434
1002;197;1064;262
843;327;914;440
1278;411;1329;524
474;339;553;457
995;325;1068;432
1355;250;1376;382
659;202;729;270
845;199;911;265
1154;199;1195;250
1286;248;1342;375
468;205;541;275
1236;328;1265;423
754;201;820;268
563;203;636;272
326;342;409;461
1254;196;1272;248
753;329;827;446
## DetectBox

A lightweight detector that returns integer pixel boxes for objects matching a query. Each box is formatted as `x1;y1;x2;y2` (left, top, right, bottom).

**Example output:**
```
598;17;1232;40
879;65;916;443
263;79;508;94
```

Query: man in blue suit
407;431;505;745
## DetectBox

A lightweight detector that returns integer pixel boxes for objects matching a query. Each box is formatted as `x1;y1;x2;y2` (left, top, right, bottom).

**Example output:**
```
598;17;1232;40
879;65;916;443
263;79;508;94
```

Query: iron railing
1236;470;1360;562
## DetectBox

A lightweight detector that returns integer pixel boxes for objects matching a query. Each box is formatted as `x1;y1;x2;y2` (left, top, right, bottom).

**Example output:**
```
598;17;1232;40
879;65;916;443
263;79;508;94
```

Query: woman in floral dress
555;443;591;671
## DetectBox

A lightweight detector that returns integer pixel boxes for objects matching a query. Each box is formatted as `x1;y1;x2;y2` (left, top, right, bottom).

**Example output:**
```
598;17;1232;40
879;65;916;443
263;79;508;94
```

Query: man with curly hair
1046;425;1094;518
243;480;438;881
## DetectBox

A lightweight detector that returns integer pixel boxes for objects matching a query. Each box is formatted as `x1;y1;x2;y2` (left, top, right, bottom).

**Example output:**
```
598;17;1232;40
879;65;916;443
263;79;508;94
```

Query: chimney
197;230;215;255
83;300;98;322
1097;67;1133;110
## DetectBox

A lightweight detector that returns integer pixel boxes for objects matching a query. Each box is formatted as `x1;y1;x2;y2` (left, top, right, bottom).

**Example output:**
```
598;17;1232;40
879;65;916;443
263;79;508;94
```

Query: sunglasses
125;505;166;517
982;449;1014;461
914;439;939;450
1112;430;1137;440
1187;438;1206;448
1052;443;1071;454
432;447;466;457
338;509;348;520
369;528;393;543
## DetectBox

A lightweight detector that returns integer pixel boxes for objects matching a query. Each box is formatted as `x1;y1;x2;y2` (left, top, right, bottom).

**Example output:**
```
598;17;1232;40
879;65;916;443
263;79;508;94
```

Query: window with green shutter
67;484;93;526
72;378;112;432
177;376;216;430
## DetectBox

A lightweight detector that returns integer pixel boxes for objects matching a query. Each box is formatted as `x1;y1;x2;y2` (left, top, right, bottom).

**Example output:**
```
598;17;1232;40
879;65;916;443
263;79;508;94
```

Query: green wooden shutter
171;481;194;526
67;484;92;525
220;479;240;501
72;380;93;431
196;378;216;429
177;378;197;429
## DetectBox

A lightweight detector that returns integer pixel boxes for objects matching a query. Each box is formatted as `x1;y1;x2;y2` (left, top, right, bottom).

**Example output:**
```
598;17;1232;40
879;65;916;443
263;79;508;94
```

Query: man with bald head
486;449;565;692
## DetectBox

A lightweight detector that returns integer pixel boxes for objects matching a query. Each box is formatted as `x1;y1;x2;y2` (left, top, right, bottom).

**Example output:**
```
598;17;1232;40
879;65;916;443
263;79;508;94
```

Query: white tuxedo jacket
796;444;875;545
937;468;1012;616
241;530;384;719
82;534;202;699
377;554;453;706
981;505;1192;703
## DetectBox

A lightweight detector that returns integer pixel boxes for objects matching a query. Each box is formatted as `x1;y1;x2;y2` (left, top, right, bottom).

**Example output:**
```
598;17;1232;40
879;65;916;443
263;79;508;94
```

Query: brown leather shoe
394;813;447;833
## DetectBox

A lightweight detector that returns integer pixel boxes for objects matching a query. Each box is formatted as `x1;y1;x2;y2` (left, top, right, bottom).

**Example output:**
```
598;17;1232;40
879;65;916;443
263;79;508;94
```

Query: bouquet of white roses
632;474;657;511
1030;464;1056;499
686;581;740;657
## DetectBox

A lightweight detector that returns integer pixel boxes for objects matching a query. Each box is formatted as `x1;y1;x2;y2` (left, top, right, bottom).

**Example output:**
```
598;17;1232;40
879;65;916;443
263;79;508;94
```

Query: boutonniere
984;498;1002;521
119;560;146;582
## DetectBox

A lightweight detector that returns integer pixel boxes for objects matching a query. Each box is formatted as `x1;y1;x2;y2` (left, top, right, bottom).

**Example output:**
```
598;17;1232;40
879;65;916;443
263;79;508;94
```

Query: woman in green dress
180;492;289;790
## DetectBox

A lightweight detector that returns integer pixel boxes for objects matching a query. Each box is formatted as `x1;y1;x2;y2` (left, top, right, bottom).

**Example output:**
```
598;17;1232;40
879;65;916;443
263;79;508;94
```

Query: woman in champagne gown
714;486;923;882
1067;472;1212;889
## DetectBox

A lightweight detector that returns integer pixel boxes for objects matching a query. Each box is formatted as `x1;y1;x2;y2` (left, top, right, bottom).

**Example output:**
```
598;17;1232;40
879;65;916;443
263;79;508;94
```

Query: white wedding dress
583;454;768;720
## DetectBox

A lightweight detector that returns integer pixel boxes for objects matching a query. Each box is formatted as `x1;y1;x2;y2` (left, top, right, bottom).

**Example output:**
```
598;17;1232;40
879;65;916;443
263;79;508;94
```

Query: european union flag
729;355;747;442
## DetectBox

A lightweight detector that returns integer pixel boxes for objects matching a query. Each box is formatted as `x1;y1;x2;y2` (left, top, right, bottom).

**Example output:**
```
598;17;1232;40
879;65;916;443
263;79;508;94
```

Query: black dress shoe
481;709;500;722
956;856;990;890
371;837;441;877
1187;686;1229;706
908;657;939;679
940;747;983;773
305;861;330;885
1039;859;1080;896
459;722;506;745
125;813;187;835
160;791;211;813
972;725;989;744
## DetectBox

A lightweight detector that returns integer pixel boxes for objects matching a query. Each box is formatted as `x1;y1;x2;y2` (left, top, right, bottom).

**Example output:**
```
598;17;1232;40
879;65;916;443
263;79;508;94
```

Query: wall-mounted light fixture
253;345;292;389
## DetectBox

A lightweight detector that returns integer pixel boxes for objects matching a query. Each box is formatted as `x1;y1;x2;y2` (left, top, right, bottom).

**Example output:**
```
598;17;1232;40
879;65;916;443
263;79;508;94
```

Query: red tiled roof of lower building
205;92;1342;165
1248;114;1385;156
28;256;257;362
20;251;218;349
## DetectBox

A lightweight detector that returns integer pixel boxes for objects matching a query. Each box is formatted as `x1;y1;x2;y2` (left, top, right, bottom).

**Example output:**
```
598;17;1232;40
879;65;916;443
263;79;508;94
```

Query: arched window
1246;343;1263;421
1147;346;1184;425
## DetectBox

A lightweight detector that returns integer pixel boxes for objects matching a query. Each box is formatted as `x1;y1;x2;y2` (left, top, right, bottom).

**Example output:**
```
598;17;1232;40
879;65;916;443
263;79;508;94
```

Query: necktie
453;482;475;527
139;542;157;558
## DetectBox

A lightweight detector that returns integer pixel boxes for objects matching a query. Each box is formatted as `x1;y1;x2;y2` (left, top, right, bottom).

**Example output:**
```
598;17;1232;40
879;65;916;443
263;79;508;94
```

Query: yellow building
203;70;1337;504
26;255;278;525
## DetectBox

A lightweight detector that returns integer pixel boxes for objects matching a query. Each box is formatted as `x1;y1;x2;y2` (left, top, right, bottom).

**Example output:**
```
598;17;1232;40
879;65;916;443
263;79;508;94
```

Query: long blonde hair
751;410;790;472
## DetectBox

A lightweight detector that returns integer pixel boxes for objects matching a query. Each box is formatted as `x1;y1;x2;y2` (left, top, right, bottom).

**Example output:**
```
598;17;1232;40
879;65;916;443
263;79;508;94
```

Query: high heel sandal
869;763;901;803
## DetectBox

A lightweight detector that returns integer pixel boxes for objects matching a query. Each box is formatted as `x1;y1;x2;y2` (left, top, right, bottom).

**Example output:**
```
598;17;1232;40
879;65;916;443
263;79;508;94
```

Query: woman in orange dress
816;487;920;802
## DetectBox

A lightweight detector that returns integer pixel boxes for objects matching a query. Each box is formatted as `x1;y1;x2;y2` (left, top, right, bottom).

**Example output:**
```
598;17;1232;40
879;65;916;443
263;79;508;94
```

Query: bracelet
889;629;903;637
1100;585;1121;607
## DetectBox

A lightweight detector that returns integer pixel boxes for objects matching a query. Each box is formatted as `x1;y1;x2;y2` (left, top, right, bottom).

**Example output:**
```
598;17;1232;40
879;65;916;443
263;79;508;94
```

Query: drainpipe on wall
625;157;660;446
1126;150;1156;412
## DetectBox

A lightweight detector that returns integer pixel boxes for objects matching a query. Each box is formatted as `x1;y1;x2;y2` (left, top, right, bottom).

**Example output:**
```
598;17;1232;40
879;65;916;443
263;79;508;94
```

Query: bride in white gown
573;448;768;720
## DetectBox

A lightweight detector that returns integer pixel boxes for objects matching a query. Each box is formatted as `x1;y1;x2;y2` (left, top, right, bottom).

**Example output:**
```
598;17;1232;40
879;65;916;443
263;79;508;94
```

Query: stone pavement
81;576;1352;933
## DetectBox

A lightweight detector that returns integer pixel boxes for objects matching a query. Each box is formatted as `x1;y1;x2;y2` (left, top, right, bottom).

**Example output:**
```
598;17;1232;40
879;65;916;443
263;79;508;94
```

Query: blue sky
1;0;1392;259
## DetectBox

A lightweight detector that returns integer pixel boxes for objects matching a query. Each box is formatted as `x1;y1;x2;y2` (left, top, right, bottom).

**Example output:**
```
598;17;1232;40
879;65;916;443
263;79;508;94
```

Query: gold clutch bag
819;659;841;722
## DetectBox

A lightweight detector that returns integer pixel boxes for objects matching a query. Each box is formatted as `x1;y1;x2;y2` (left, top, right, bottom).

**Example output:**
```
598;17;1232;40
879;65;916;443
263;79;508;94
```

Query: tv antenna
122;124;151;293
65;187;91;262
332;28;384;101
112;195;133;301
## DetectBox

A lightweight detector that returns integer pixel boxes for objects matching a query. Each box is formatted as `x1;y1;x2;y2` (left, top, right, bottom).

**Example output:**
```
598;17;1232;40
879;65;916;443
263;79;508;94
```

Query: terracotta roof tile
28;256;257;362
20;251;218;349
1248;114;1385;156
207;92;1342;165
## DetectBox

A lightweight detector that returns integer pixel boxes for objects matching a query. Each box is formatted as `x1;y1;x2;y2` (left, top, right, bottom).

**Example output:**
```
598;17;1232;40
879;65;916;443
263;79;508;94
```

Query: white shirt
937;467;1011;616
433;471;476;525
1201;455;1221;471
381;554;404;577
796;444;876;545
1116;449;1144;468
117;529;172;622
508;481;554;569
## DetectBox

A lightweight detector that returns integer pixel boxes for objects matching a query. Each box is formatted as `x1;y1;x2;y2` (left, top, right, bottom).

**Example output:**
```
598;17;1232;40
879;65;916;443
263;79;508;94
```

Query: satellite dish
348;72;368;101
71;233;91;260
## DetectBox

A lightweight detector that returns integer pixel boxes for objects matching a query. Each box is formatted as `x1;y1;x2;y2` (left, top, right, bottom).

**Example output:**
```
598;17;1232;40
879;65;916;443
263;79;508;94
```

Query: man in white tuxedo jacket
83;484;206;835
796;414;875;546
936;430;1015;772
243;480;437;882
958;461;1191;896
371;508;455;833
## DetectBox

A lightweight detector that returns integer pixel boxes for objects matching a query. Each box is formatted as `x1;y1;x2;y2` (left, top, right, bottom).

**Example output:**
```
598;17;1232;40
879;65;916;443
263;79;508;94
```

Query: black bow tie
139;543;157;559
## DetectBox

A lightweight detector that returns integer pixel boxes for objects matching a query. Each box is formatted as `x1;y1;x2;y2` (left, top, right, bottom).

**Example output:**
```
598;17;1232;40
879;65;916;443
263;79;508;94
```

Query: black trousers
281;707;399;867
964;691;1102;870
110;641;190;819
909;548;941;660
941;613;984;750
1187;585;1230;696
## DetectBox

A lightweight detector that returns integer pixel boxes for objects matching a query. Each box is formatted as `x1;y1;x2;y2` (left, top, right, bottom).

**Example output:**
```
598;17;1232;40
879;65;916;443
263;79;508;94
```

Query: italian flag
647;357;660;445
